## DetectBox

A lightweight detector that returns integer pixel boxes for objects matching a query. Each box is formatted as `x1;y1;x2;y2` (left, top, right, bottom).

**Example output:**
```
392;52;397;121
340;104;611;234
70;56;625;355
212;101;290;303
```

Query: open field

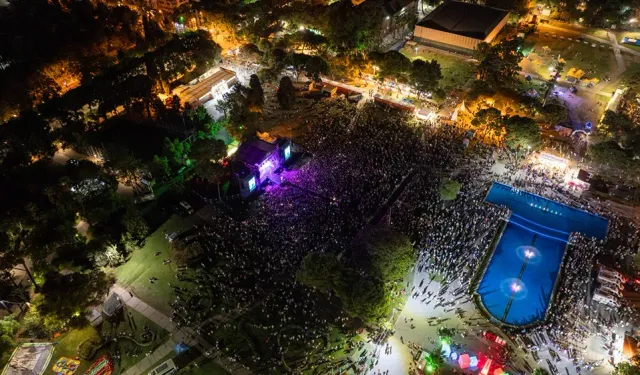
115;214;202;315
521;33;617;80
401;45;476;89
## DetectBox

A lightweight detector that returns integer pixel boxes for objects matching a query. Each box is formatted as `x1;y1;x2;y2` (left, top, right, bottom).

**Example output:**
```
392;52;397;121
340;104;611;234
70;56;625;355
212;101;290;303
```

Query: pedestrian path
109;284;251;375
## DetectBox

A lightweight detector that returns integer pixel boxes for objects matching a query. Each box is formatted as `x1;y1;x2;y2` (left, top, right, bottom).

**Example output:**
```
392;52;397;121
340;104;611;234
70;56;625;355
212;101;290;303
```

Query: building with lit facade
413;1;509;53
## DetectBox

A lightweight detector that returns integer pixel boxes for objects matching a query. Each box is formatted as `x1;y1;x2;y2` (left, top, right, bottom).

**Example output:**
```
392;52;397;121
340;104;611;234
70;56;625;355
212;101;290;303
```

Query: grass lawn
400;46;476;89
521;33;617;80
601;62;640;93
51;325;101;374
115;214;201;315
615;31;640;53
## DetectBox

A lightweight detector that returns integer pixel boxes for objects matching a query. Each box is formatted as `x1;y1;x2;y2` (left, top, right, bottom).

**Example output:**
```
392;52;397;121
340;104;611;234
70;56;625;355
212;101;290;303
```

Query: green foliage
613;357;640;375
503;115;541;150
189;138;227;179
540;103;568;126
476;38;524;89
296;253;348;295
163;138;190;167
39;270;114;320
104;144;140;181
532;369;551;375
439;178;461;201
353;225;415;283
277;76;297;109
369;51;412;83
121;206;149;246
0;316;20;362
600;110;634;140
587;140;632;171
149;155;171;180
410;59;443;97
472;107;503;132
343;275;390;322
325;0;384;52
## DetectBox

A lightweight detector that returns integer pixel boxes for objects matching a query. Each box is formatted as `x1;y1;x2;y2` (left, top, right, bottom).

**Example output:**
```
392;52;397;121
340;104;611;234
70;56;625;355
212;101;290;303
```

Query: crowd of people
159;97;639;374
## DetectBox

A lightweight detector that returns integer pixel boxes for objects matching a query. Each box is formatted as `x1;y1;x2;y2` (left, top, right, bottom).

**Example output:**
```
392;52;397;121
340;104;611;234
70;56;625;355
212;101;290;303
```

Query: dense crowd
162;98;638;374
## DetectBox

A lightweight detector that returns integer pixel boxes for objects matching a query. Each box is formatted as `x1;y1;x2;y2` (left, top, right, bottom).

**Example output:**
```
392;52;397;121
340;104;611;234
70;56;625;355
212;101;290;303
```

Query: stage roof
234;139;277;166
416;1;509;40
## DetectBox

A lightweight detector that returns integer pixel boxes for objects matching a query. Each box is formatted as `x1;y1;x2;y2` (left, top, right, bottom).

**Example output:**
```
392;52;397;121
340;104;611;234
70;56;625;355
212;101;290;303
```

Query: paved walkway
109;284;251;375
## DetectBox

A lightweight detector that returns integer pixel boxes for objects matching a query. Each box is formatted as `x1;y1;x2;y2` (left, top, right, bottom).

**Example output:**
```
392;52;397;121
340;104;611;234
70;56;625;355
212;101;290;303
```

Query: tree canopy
352;225;415;283
503;115;541;150
476;38;524;90
439;178;461;201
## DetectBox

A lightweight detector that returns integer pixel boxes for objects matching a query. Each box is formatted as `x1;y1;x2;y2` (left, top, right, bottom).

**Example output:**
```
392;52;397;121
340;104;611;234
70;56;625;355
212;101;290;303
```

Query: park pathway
109;284;252;375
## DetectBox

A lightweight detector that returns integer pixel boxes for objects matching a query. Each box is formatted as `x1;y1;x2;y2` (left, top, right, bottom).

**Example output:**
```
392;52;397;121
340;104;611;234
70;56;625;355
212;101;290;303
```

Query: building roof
417;1;509;40
176;68;236;106
234;139;277;166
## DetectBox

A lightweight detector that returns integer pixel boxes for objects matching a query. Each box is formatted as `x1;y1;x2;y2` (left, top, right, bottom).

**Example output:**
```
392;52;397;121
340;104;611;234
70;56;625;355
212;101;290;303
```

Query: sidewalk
109;284;251;375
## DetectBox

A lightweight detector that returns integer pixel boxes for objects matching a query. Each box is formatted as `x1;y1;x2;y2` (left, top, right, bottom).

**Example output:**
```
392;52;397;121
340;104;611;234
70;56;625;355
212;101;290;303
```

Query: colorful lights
524;249;534;258
248;177;256;192
284;145;291;160
510;283;521;292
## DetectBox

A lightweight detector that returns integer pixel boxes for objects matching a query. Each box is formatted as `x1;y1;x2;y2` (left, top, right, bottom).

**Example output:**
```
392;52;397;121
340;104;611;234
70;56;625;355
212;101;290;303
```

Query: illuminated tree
476;38;524;89
503;115;540;150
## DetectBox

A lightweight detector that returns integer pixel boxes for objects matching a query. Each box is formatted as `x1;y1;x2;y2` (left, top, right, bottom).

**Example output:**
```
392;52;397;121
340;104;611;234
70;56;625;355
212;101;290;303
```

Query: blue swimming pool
477;182;608;326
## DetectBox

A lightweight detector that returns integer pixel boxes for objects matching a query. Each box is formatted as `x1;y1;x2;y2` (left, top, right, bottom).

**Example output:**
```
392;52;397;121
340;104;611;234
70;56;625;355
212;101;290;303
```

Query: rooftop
175;68;236;106
417;1;509;40
234;139;277;166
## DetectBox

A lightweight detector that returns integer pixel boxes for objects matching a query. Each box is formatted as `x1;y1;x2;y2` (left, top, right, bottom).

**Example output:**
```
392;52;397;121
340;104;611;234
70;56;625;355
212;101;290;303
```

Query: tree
424;348;446;374
540;103;568;126
325;0;384;52
277;76;297;109
613;356;640;375
149;155;171;180
162;137;190;168
344;275;390;323
297;252;348;295
189;138;227;179
304;55;329;82
171;241;203;267
121;206;149;246
476;38;524;89
247;74;265;111
0;316;20;363
410;59;442;98
439;178;461;201
503;115;541;150
600;110;634;140
587;140;632;171
532;369;550;375
104;144;140;182
38;270;114;320
353;225;415;283
369;51;412;83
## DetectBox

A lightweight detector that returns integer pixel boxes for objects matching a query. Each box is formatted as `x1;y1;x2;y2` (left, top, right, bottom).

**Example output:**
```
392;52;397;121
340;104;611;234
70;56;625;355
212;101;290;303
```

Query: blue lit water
477;182;608;326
